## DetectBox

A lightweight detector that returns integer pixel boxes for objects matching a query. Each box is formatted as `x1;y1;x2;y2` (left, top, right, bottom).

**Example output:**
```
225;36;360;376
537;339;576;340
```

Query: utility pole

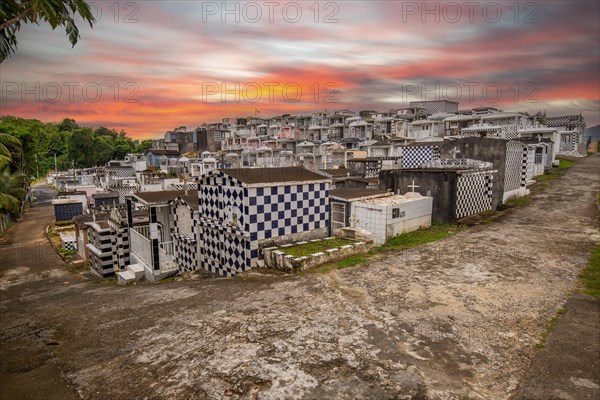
54;153;58;175
34;153;39;179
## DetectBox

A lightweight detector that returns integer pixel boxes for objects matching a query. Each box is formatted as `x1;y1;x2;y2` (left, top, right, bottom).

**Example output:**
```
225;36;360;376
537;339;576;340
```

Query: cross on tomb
408;180;419;193
450;146;461;159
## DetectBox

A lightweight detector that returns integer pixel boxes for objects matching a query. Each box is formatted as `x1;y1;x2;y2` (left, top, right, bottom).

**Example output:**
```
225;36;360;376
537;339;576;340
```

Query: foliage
0;115;146;218
504;196;532;208
534;158;575;183
535;111;548;125
0;132;21;166
0;116;142;174
0;168;27;216
310;224;463;273
135;139;155;155
580;245;600;299
375;224;461;252
535;307;567;349
279;238;357;258
1;0;95;63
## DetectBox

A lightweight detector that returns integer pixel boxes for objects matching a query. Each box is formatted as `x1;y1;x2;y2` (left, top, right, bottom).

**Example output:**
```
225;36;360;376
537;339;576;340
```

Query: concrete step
117;270;136;285
127;263;145;280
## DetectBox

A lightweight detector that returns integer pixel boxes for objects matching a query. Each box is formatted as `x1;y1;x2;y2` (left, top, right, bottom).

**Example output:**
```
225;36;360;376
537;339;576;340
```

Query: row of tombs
60;137;550;282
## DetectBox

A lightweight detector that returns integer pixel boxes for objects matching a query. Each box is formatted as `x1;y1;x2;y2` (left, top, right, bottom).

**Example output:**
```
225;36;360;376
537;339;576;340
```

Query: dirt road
1;156;598;399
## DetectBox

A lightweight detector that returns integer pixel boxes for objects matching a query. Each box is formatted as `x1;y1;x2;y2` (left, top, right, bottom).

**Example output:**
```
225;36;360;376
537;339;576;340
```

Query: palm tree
0;132;21;167
0;169;27;217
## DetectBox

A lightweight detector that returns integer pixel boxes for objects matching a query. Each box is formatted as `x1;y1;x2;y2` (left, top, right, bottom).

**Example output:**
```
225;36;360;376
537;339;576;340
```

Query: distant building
92;192;120;207
409;100;459;115
145;149;180;168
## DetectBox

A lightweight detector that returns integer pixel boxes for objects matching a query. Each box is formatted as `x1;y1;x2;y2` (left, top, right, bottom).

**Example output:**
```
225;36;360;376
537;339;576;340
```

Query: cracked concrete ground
1;154;599;399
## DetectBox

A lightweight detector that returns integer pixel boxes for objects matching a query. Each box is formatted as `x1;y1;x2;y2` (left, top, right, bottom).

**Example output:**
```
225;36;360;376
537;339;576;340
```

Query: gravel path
1;156;598;399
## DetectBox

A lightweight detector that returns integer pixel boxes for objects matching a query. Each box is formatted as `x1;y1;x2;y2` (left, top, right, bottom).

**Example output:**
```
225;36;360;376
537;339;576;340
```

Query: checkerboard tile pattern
197;170;330;276
62;238;77;252
505;141;526;192
168;183;199;191
521;146;530;186
171;199;199;272
199;226;246;276
401;146;441;169
115;187;136;203
110;229;130;269
247;183;329;242
54;203;83;222
173;234;197;272
455;171;494;219
524;146;537;182
106;166;135;178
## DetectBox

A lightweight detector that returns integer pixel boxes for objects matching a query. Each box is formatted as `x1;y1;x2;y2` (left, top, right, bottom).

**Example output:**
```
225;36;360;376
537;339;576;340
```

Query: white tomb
351;190;433;245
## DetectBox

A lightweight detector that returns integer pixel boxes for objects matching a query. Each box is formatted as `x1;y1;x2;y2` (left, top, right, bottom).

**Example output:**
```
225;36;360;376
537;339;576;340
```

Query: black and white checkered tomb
198;170;329;277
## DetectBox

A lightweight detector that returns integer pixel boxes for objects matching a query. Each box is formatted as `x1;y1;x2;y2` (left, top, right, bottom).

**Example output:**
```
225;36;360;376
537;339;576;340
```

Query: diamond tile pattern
197;170;330;276
455;171;494;219
401;146;441;169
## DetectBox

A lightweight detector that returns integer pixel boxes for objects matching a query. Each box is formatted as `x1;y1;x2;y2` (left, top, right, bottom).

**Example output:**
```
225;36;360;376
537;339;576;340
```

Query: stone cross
408;180;419;193
450;146;461;159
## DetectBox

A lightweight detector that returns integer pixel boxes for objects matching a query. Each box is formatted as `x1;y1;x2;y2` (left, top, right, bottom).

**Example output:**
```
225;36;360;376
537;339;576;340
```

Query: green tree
67;127;95;167
94;126;117;139
1;115;141;174
1;0;95;63
0;132;21;167
47;129;68;157
93;135;114;165
135;139;155;154
57;117;78;132
0;168;27;216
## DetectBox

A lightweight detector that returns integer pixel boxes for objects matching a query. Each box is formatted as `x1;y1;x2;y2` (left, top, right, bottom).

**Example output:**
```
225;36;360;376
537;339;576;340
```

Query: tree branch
0;7;34;31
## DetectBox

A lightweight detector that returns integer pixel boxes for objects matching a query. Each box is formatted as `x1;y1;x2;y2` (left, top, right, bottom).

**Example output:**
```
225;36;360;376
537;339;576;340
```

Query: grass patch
47;224;76;263
536;307;567;349
534;158;575;183
505;196;532;208
279;238;357;258
91;275;117;285
375;224;462;253
310;224;462;273
58;247;74;262
336;255;369;268
580;245;600;299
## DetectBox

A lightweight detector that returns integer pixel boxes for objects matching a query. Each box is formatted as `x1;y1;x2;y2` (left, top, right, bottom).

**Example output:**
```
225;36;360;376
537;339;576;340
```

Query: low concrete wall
263;237;369;273
258;227;329;251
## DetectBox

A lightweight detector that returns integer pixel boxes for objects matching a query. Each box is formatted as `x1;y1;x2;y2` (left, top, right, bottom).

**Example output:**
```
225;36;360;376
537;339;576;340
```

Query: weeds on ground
580;245;600;299
534;158;575;183
505;196;532;208
310;224;462;273
535;307;567;349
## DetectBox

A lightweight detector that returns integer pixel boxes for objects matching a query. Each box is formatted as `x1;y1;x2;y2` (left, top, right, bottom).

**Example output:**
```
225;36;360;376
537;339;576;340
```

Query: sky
1;0;599;139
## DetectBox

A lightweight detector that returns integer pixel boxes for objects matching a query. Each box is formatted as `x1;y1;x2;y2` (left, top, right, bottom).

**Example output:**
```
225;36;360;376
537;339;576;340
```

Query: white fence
130;228;152;267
